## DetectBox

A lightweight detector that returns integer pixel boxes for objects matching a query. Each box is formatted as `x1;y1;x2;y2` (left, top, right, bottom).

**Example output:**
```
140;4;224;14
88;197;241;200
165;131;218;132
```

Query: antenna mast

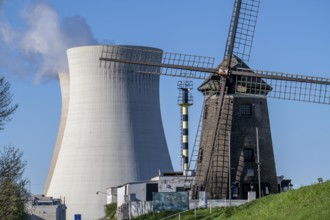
178;81;193;173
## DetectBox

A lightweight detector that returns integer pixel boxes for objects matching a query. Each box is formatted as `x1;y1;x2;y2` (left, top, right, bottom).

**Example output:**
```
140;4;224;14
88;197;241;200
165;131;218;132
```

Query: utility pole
256;127;261;198
228;131;231;205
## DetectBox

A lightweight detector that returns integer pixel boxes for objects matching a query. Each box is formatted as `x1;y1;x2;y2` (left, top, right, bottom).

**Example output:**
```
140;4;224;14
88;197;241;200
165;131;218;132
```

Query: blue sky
0;0;329;194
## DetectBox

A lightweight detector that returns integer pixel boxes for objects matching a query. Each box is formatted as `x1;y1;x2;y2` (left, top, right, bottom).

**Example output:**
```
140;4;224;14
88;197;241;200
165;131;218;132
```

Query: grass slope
133;181;330;220
226;181;330;220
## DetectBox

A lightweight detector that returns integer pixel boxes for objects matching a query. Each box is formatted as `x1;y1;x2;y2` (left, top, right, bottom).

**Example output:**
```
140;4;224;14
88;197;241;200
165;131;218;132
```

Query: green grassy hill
226;180;330;220
134;181;330;220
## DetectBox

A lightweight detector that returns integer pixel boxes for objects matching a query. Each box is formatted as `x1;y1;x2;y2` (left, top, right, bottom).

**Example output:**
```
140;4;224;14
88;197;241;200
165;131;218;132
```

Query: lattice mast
177;81;193;172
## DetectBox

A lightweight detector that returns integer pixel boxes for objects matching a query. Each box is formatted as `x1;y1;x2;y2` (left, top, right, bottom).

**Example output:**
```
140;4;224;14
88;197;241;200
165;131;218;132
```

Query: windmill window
246;169;255;177
244;148;254;162
204;106;209;119
240;104;253;116
198;148;204;163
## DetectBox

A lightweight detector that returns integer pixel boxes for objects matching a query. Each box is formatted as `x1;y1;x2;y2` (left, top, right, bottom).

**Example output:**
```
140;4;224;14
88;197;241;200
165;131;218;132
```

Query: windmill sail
224;0;260;65
232;69;330;104
100;45;215;79
100;45;330;104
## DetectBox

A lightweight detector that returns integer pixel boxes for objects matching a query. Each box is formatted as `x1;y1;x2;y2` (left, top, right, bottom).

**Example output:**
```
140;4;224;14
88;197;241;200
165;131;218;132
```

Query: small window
198;149;204;163
246;169;255;177
240;104;252;116
204;106;209;119
176;187;185;192
244;148;254;162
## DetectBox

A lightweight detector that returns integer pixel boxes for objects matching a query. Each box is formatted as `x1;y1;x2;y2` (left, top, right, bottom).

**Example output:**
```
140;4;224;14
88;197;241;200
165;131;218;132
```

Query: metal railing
159;200;248;220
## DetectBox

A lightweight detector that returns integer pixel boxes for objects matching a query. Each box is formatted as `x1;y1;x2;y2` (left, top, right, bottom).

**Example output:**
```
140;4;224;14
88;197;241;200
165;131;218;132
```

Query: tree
0;146;30;220
0;77;28;219
103;203;117;220
0;76;18;130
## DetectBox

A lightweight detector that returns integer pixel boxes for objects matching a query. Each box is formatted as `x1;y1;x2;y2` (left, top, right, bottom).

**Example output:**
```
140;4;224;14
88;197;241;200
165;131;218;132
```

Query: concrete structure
30;195;66;220
45;45;173;219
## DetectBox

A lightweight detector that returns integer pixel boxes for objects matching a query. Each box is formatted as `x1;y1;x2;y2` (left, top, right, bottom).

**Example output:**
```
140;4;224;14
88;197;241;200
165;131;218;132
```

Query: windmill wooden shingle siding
194;57;278;199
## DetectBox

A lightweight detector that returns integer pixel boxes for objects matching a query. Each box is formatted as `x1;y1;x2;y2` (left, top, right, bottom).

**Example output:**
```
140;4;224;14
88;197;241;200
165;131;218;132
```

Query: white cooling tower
45;45;173;219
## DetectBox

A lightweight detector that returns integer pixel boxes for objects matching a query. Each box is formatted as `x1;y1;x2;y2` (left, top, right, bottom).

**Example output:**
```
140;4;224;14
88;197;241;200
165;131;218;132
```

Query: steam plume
0;2;97;82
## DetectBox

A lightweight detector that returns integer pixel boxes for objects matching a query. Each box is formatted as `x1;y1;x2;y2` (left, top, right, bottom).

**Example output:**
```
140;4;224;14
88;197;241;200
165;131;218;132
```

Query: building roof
199;55;272;95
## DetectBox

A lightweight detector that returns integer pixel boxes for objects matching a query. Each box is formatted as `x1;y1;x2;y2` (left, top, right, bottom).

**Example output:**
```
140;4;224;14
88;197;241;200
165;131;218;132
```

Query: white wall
129;183;147;202
117;186;126;207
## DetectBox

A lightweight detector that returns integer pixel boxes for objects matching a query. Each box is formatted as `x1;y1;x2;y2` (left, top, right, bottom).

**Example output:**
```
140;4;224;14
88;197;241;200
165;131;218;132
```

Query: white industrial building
44;45;173;219
113;172;195;207
113;171;252;219
29;195;66;220
113;172;195;219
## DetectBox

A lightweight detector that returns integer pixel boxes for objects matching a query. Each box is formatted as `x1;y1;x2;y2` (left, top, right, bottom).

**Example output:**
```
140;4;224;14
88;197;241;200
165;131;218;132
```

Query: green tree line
0;76;30;219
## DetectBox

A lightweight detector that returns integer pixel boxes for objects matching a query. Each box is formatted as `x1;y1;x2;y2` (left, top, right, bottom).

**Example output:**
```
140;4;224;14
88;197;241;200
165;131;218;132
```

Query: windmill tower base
230;94;278;199
195;91;278;199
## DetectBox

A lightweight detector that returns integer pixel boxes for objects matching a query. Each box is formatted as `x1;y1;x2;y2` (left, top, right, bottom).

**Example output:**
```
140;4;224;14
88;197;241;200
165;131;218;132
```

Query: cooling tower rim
67;44;163;53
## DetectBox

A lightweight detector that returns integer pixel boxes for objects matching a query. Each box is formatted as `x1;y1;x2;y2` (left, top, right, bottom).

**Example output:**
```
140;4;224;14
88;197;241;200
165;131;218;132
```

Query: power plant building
45;45;173;219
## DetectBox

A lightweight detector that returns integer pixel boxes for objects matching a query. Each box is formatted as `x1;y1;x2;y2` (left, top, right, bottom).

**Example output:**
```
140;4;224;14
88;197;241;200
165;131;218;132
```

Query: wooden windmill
99;0;330;199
